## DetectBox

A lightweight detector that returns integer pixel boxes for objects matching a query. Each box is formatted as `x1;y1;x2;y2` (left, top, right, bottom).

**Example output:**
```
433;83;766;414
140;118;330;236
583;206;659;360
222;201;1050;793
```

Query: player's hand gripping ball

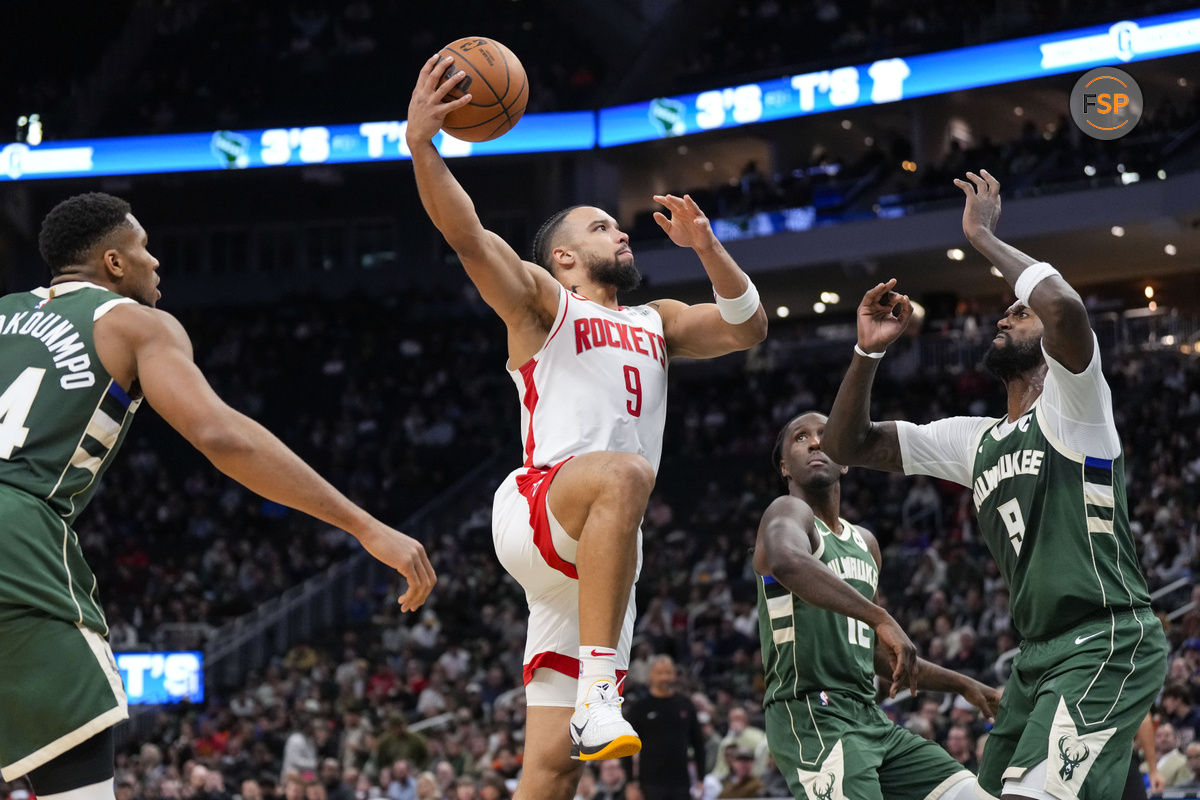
438;37;528;142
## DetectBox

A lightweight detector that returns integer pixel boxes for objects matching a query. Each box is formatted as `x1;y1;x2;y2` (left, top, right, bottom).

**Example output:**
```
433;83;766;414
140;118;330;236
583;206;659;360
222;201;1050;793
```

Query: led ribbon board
598;8;1200;146
0;112;596;181
115;651;204;705
4;9;1199;179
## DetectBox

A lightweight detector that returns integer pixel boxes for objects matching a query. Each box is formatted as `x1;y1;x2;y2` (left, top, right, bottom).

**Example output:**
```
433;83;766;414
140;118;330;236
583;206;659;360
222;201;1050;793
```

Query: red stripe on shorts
523;651;628;689
515;459;577;579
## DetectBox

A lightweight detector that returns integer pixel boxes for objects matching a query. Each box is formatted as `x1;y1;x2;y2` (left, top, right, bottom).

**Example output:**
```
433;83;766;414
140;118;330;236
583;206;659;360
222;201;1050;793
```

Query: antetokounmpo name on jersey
973;449;1045;510
827;555;878;591
574;318;667;367
0;310;95;389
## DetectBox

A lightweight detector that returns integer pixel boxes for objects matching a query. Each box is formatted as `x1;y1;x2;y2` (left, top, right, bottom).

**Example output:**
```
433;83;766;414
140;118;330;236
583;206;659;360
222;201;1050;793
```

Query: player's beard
983;334;1044;381
585;252;642;292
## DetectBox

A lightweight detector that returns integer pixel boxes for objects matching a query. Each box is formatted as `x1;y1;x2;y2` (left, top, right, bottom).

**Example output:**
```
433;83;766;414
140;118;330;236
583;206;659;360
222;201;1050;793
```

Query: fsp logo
1070;67;1143;140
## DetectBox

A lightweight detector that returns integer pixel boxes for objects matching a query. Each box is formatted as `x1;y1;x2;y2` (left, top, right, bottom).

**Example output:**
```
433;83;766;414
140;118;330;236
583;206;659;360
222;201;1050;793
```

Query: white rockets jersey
509;285;669;472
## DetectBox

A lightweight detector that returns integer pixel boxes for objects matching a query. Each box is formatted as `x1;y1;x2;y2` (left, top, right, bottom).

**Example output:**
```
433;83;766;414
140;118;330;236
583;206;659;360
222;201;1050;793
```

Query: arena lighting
1145;286;1155;299
813;302;827;314
776;306;791;318
1165;244;1177;255
947;248;965;261
990;266;1004;278
1150;300;1158;310
8;8;1200;180
1158;169;1168;179
1084;165;1097;176
820;291;841;304
1121;172;1141;185
841;119;853;129
1111;226;1126;237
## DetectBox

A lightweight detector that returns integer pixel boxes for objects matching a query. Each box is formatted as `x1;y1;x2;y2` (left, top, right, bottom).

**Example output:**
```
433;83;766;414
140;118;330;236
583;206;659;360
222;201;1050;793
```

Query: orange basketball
438;37;528;142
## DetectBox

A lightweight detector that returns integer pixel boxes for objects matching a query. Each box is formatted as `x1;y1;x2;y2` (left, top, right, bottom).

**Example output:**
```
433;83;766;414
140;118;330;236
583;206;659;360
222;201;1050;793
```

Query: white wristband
1012;262;1060;307
714;279;760;325
854;344;885;359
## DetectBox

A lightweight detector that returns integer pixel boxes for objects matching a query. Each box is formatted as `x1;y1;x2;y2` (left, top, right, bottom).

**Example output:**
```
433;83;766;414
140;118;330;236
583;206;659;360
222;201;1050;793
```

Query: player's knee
602;453;655;500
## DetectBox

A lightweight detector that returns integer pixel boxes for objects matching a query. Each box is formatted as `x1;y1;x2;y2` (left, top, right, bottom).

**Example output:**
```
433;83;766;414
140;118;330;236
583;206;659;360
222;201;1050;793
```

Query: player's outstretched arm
874;651;1001;722
406;54;556;326
650;194;767;359
822;280;912;472
96;305;436;611
954;170;1092;372
756;497;916;693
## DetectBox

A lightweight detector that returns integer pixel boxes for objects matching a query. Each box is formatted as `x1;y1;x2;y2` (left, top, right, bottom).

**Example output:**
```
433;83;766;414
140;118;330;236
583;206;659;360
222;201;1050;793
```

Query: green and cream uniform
0;282;141;780
897;336;1167;800
757;517;974;800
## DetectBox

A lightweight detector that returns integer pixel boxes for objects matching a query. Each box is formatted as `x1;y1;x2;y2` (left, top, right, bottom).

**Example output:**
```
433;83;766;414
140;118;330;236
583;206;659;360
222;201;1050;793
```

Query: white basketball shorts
492;460;641;707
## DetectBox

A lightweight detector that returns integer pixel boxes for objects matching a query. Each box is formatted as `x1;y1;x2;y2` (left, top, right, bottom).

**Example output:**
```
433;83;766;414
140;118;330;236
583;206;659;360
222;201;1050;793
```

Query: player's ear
553;245;575;271
779;460;790;480
102;248;124;278
840;465;849;476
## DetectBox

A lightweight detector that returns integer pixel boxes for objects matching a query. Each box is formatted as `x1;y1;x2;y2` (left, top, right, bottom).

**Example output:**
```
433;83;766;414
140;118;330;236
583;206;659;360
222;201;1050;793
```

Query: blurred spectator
1175;742;1200;790
715;749;764;799
1143;722;1190;787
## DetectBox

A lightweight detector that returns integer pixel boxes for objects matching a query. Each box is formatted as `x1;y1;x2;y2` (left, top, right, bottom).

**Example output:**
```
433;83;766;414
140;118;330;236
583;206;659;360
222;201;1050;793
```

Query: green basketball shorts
0;606;127;780
765;690;974;800
979;606;1167;800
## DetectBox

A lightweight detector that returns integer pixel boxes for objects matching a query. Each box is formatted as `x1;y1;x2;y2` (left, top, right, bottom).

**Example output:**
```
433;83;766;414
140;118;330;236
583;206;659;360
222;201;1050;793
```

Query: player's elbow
744;308;769;344
184;411;256;464
730;307;768;349
1039;288;1088;330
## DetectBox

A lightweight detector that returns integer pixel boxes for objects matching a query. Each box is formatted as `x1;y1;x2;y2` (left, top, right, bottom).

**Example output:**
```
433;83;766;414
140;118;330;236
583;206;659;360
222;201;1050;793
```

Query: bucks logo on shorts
796;740;846;800
1043;697;1117;797
810;773;837;800
1057;735;1090;781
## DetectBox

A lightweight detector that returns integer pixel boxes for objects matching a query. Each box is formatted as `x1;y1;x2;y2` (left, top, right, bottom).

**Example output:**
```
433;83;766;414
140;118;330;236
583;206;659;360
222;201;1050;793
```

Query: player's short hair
531;205;585;273
771;410;826;480
38;192;133;276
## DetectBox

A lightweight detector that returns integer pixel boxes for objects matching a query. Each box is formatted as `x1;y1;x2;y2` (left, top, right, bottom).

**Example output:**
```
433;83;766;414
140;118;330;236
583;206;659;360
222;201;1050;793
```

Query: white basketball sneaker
569;678;642;760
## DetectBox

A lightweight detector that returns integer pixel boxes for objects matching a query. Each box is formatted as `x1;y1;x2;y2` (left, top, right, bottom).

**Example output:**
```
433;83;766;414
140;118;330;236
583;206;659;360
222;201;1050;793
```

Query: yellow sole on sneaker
572;735;642;761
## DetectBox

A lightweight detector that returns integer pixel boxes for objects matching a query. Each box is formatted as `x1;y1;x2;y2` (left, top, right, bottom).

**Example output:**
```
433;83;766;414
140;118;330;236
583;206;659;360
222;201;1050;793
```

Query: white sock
576;645;617;708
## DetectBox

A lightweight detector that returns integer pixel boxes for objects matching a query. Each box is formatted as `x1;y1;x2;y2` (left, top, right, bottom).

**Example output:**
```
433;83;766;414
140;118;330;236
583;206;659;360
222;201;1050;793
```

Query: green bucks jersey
0;282;141;633
758;517;879;705
970;404;1149;640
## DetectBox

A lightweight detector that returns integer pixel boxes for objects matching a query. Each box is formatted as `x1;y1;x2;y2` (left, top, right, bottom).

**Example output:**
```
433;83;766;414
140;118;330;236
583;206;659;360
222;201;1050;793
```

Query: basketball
438;37;528;142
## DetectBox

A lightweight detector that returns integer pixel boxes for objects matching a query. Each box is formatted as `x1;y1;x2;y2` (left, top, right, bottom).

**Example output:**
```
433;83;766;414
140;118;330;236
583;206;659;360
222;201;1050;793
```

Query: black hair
38;192;133;276
771;410;827;480
531;205;585;273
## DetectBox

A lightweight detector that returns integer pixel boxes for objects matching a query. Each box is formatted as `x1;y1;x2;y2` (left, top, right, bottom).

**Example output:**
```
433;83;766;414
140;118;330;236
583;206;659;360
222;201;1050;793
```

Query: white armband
1013;262;1060;307
854;344;885;359
714;279;760;325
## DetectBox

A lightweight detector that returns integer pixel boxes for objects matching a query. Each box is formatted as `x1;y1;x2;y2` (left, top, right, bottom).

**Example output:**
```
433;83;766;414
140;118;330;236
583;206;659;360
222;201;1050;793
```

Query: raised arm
822;280;912;472
650;194;767;359
95;305;436;611
406;54;557;328
954;170;1092;372
755;497;916;693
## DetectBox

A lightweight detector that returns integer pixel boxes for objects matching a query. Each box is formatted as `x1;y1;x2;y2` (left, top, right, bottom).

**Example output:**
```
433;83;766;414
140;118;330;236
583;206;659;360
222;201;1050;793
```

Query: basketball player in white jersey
407;56;767;800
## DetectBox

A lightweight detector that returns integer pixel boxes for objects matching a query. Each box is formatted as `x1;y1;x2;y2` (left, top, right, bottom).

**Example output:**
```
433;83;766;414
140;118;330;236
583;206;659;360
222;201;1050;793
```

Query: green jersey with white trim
757;517;879;705
970;404;1150;640
0;282;141;633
